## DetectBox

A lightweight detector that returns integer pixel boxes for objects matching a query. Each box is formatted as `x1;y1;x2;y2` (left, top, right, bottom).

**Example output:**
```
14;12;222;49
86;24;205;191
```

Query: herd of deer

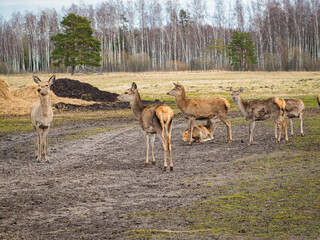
31;76;320;171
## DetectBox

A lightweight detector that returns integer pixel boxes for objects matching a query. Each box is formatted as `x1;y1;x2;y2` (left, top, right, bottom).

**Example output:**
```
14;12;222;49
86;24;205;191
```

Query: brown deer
167;82;232;144
182;119;218;143
117;82;174;171
317;94;320;106
230;87;288;145
274;98;305;137
30;75;55;162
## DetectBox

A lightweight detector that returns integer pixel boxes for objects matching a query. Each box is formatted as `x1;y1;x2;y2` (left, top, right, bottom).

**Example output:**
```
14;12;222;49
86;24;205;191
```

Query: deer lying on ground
230;87;288;145
167;82;232;144
274;98;305;137
182;119;218;143
30;75;55;162
117;82;174;171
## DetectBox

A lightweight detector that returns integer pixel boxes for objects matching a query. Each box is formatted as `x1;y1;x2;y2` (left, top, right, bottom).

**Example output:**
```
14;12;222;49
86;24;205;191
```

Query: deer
182;119;218;143
317;94;320;106
167;82;232;145
117;82;174;171
274;98;305;137
230;87;288;146
30;75;56;162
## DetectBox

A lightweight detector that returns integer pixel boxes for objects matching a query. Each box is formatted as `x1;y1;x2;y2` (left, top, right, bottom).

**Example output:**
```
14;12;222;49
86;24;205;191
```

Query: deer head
33;75;55;96
230;87;243;102
117;82;138;102
167;82;184;97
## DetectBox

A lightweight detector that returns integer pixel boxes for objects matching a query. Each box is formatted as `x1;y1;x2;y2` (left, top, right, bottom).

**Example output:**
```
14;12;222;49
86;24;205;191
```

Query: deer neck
234;96;248;118
130;91;145;119
40;93;51;116
175;89;188;112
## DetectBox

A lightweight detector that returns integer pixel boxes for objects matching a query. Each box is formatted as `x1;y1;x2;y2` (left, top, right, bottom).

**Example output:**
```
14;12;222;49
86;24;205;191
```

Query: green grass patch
125;112;320;239
0;117;34;136
0;109;133;136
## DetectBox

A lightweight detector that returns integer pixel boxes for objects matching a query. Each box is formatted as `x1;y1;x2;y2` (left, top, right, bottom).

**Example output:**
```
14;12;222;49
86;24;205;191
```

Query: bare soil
51;78;118;102
0;110;297;239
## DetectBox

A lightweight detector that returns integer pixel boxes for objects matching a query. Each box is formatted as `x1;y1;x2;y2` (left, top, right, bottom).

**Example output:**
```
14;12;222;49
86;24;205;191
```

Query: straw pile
0;79;96;117
0;78;12;101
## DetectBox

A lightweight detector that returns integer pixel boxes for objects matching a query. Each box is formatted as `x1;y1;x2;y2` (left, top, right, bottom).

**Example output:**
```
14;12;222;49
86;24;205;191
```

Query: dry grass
1;71;319;117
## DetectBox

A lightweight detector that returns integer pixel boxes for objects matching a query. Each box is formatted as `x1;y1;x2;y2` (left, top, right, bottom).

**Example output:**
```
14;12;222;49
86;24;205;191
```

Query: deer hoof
170;167;174;171
152;161;156;165
145;162;149;166
300;133;304;137
162;166;167;171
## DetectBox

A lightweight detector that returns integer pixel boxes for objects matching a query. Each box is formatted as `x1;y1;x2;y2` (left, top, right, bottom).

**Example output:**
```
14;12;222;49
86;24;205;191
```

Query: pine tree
227;31;257;71
51;13;101;75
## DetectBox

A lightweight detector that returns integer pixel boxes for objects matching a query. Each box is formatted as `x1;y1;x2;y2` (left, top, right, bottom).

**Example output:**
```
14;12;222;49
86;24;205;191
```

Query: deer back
183;97;230;119
243;98;281;121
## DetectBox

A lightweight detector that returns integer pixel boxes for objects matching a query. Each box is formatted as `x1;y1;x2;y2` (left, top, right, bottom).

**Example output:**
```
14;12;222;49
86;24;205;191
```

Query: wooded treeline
0;0;319;73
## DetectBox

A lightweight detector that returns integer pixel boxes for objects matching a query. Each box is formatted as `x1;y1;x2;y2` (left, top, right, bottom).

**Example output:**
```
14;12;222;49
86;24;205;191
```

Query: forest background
0;0;320;74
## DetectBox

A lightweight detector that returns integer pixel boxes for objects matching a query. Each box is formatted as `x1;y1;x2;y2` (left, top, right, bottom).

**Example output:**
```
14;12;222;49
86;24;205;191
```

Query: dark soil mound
51;78;118;102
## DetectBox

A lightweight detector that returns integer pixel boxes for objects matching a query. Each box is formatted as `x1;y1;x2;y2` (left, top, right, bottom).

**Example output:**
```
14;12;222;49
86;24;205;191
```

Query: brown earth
51;78;118;102
0;106;302;239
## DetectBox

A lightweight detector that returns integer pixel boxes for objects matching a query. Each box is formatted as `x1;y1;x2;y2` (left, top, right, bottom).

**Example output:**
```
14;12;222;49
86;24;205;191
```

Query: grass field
1;71;320;239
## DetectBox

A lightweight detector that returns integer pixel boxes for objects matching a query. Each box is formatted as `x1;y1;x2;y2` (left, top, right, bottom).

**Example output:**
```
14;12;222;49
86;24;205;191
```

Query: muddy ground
0;109;302;239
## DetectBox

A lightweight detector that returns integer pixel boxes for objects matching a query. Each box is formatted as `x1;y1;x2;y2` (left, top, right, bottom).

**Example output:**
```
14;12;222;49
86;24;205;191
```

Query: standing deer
117;82;174;171
167;82;232;144
274;98;305;137
30;75;55;162
182;119;218;143
230;87;288;145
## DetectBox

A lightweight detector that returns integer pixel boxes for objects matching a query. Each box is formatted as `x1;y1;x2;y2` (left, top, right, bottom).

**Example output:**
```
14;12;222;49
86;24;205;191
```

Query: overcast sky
0;0;222;21
0;0;101;20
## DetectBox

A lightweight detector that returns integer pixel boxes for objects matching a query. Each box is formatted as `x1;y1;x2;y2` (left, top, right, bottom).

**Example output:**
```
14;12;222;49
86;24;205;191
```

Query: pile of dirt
0;78;12;101
51;78;118;102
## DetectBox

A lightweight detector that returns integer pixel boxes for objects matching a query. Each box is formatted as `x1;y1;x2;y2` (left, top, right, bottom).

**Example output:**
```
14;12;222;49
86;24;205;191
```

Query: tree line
0;0;319;74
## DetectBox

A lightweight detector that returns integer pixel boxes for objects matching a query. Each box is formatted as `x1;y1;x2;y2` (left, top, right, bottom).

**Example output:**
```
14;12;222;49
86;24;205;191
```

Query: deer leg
281;116;288;143
275;119;282;143
248;120;255;146
157;132;168;171
299;113;304;136
150;134;156;165
144;133;149;166
36;128;41;162
219;117;232;143
167;123;173;171
41;130;45;153
289;118;294;137
274;122;278;139
43;128;50;163
187;118;195;144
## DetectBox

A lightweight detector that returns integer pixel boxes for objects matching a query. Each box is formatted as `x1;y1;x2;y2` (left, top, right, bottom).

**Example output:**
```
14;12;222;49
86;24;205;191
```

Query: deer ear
33;76;41;84
240;87;244;93
131;82;137;91
49;75;56;85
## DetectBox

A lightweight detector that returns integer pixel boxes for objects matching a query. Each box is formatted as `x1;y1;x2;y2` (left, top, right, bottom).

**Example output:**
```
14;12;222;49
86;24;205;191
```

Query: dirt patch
51;78;118;102
0;108;306;239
